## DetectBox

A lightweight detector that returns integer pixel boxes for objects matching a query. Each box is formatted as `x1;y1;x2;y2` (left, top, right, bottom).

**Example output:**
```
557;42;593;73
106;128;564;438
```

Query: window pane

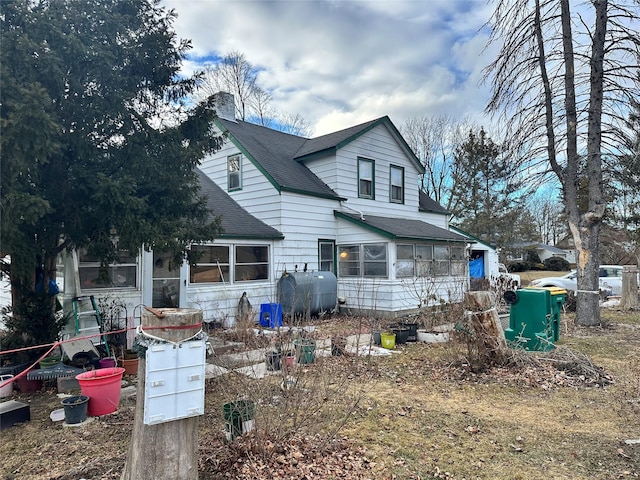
416;245;433;260
417;260;432;277
390;166;403;202
235;264;268;281
319;241;334;273
397;244;413;260
234;245;269;282
338;245;360;276
450;246;465;261
451;261;466;276
359;159;373;198
434;261;449;276
363;244;387;277
364;262;387;276
236;246;269;263
364;243;386;260
79;265;136;289
190;265;229;283
192;245;229;264
228;155;241;190
434;246;449;260
396;260;414;277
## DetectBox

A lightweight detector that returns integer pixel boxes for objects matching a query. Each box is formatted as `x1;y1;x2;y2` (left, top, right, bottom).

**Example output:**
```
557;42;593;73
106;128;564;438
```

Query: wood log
121;308;203;480
620;265;639;311
464;291;507;367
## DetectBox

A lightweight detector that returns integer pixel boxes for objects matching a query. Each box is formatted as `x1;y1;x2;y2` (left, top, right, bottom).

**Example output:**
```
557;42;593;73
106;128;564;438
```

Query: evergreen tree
449;128;524;247
0;0;223;354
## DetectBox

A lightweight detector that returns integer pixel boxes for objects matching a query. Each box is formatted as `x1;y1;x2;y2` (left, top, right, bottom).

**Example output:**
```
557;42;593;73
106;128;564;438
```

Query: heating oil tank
277;271;338;316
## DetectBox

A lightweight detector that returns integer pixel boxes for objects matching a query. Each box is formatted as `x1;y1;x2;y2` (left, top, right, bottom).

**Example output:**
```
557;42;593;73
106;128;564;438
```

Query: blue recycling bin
259;303;283;328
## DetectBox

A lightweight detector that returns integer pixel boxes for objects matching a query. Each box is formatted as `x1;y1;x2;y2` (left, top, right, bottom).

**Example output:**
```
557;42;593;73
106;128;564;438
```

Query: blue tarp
469;257;484;279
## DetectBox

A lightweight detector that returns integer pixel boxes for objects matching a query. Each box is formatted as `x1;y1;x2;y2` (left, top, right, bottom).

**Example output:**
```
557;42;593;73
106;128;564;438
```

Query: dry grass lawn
1;303;639;480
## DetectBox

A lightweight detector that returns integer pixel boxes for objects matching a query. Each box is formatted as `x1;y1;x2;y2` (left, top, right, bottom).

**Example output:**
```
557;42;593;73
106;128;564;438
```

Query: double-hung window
358;157;374;199
235;245;269;281
228;154;242;191
390;165;404;203
338;243;387;277
319;240;335;273
78;248;138;289
189;245;230;283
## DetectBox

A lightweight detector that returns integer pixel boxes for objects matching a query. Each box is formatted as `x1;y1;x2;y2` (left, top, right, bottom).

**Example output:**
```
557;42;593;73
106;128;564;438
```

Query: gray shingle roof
196;169;284;240
335;212;469;243
294;118;381;158
216;119;343;200
419;191;449;215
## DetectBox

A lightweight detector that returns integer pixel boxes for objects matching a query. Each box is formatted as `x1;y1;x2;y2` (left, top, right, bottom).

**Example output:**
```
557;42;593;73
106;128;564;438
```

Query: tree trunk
121;308;203;480
620;265;639;310
464;291;507;367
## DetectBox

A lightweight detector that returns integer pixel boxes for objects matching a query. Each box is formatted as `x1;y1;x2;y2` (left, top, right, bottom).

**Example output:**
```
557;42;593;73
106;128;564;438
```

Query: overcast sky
162;0;498;137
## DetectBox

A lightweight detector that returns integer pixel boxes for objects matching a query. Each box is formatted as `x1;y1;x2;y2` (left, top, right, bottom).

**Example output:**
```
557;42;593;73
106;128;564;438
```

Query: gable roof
216;118;343;201
335;211;469;243
294;116;424;173
419;191;449;215
215;115;424;200
450;225;497;250
196;169;284;240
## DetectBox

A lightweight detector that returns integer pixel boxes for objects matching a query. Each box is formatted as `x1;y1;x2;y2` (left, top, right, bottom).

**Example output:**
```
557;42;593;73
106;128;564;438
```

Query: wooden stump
463;291;507;367
121;308;203;480
620;265;639;311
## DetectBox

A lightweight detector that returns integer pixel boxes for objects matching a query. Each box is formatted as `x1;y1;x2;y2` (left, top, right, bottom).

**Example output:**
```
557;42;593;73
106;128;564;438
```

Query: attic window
228;154;242;191
390;165;404;203
358;157;374;199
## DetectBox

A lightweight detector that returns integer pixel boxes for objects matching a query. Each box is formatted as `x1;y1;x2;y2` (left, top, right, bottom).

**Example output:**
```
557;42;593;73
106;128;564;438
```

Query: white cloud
162;0;497;136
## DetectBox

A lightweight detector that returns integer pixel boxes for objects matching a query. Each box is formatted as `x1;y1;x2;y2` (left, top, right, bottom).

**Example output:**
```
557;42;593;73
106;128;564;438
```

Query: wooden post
464;291;507;367
620;265;639;311
121;308;203;480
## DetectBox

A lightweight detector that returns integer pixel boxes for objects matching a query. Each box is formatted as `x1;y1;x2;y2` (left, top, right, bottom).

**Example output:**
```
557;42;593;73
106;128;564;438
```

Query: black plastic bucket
62;395;89;424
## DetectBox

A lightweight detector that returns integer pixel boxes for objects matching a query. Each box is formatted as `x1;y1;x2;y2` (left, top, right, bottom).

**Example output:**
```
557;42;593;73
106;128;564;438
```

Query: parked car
529;265;624;296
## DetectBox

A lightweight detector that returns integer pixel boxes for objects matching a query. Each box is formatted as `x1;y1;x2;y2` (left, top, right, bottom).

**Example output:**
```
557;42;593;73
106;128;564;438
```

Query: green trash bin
223;399;255;441
504;287;566;351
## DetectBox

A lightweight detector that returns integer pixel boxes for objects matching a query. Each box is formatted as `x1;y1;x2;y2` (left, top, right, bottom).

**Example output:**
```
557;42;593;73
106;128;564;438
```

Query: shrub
507;261;528;272
544;256;570;271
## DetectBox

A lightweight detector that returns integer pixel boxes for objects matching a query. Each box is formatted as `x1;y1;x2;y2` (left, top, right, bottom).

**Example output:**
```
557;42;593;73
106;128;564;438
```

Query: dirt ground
1;307;639;480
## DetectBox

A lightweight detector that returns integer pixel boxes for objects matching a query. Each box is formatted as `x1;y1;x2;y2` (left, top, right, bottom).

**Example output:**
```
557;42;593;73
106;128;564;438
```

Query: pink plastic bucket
76;367;125;416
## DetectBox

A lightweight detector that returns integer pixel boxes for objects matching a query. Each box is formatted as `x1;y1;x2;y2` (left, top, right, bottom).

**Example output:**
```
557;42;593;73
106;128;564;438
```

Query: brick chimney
212;91;236;122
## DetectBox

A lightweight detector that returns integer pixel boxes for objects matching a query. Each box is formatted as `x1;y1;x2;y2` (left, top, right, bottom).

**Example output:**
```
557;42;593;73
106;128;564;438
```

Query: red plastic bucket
76;367;125;416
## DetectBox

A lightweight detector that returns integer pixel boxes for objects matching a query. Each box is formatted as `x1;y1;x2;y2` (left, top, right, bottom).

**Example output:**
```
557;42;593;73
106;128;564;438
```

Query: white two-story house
59;92;470;326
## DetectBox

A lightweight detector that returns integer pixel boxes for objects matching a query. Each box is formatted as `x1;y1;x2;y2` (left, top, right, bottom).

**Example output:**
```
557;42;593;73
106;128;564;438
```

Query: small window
363;243;387;277
450;246;466;276
390;165;404;203
338;243;387;278
228;154;242;191
190;245;230;283
396;244;414;277
358;158;374;199
78;249;138;289
434;246;449;276
319;240;335;273
235;245;269;281
416;245;433;277
338;245;360;276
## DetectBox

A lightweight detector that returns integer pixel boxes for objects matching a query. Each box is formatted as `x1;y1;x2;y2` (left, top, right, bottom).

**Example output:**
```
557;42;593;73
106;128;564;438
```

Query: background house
53;92;471;328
